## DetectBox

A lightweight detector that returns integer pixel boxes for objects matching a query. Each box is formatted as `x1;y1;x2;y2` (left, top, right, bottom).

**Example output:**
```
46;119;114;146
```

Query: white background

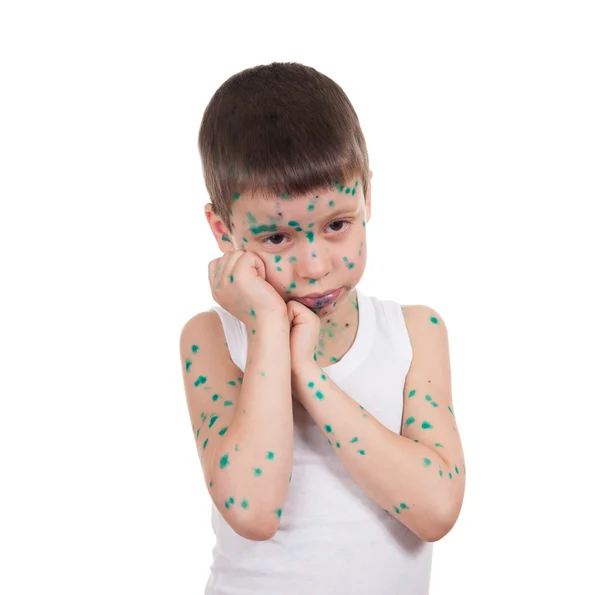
1;1;599;593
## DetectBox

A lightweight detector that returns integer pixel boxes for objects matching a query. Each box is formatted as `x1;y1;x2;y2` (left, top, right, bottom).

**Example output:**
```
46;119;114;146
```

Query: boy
180;62;465;595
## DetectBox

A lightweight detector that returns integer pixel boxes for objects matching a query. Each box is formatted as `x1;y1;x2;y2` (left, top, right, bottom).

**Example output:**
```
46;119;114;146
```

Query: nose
292;243;332;282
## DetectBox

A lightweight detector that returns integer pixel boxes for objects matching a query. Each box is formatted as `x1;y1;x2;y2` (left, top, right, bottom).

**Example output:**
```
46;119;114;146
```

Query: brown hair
198;61;370;233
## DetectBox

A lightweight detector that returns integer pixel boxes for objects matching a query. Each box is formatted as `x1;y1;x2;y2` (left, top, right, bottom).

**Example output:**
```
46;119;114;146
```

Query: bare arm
207;311;293;540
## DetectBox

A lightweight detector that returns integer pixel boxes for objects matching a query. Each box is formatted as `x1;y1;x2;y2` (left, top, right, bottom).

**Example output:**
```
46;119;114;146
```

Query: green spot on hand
315;391;324;399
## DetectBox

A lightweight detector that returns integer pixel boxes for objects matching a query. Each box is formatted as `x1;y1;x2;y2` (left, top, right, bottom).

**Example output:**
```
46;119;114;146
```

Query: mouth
292;287;343;308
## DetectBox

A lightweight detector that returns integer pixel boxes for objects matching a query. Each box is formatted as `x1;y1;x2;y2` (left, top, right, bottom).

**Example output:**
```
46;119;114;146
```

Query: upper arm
400;305;465;527
179;311;244;495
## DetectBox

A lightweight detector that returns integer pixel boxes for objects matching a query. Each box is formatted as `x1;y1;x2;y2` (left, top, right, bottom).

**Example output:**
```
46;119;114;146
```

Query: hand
287;299;321;374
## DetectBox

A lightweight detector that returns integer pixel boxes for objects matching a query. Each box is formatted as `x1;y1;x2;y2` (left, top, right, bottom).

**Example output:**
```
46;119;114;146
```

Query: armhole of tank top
380;299;414;366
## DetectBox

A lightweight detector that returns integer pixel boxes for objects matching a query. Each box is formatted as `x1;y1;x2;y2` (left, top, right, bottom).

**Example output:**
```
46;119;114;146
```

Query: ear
204;203;237;252
365;171;373;223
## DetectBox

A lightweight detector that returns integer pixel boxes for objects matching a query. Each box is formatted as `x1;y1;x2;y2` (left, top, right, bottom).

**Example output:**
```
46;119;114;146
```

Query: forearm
292;361;452;543
212;313;293;538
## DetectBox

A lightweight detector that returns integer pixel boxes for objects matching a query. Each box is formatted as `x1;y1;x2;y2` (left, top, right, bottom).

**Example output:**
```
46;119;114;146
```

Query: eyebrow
270;207;358;229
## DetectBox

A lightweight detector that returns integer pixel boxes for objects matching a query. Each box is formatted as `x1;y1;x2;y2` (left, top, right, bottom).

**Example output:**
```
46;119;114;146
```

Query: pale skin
182;172;465;541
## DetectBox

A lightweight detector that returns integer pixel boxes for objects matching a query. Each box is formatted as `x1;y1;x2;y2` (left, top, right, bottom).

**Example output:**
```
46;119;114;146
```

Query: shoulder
179;310;227;352
401;304;448;346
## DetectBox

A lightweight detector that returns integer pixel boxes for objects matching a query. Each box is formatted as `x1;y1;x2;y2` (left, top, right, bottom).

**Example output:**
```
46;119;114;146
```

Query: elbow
232;514;280;542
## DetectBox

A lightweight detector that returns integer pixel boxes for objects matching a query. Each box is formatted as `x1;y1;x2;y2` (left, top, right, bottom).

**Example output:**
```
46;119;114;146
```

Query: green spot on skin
423;458;431;467
309;278;316;284
425;395;432;401
439;469;444;477
234;444;239;451
434;443;444;448
357;449;366;455
253;468;262;477
228;380;236;386
274;255;282;263
405;416;415;426
241;499;248;509
315;390;324;399
246;212;257;224
185;359;192;372
350;437;359;443
203;437;208;450
208;414;219;428
194;375;207;386
431;402;438;407
242;237;248;243
448;405;455;417
408;389;416;397
218;426;228;436
233;192;241;200
449;473;453;479
287;220;299;227
275;508;282;518
276;267;282;272
223;400;233;407
249;308;256;320
454;464;459;474
288;256;297;262
212;394;219;401
321;373;326;380
219;453;229;469
191;344;199;353
306;231;314;243
308;382;314;388
266;451;275;460
413;439;419;443
329;200;334;207
330;356;338;363
430;316;439;324
229;497;234;504
335;441;340;448
324;424;333;433
421;421;433;430
229;274;234;283
237;377;243;384
221;235;231;242
251;329;256;334
399;502;409;510
280;193;290;199
209;481;213;487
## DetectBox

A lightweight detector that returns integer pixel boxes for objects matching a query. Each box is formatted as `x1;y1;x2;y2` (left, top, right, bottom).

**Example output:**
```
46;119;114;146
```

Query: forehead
233;181;363;223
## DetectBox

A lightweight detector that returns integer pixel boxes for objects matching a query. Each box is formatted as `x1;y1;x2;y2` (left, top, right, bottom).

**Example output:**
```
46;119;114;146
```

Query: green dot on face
241;499;248;509
274;255;282;263
229;274;234;283
454;464;459;474
253;468;262;477
266;451;275;460
350;436;358;443
306;231;314;243
308;381;314;388
329;200;334;207
425;395;432;401
357;449;366;455
423;458;431;467
219;453;229;469
449;473;453;479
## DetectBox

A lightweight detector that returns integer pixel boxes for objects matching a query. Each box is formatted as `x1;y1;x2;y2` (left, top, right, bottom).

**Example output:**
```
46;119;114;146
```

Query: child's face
207;176;372;317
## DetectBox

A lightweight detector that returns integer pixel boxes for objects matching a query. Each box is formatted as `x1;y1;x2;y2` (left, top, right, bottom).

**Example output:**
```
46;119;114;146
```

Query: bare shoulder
401;304;447;346
179;310;233;364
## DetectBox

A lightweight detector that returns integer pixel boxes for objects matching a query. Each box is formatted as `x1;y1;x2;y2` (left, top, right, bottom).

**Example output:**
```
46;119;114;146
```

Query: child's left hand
287;299;320;373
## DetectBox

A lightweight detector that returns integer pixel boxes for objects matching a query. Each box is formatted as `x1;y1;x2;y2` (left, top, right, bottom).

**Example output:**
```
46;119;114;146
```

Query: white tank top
206;287;433;594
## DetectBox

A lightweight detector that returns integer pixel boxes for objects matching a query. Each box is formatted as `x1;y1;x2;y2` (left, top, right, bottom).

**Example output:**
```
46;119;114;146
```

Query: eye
260;220;351;247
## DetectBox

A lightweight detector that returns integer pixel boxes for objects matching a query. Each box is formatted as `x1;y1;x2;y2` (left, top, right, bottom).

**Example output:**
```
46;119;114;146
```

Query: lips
293;287;343;308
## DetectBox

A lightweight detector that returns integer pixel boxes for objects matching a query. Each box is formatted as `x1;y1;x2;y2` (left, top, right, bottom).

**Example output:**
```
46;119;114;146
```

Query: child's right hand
208;249;288;328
